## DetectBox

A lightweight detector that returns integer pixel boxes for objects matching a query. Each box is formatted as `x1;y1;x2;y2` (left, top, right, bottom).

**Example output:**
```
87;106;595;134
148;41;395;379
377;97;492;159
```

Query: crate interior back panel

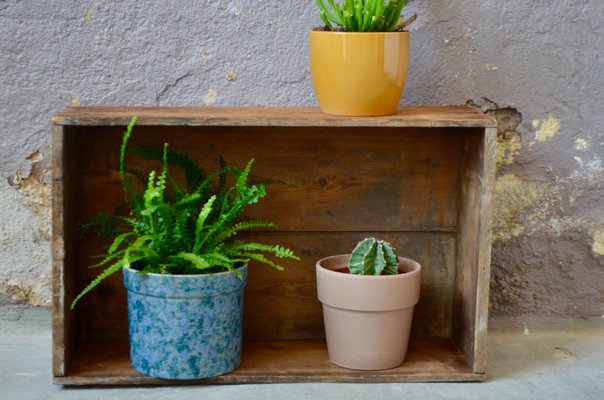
51;107;496;384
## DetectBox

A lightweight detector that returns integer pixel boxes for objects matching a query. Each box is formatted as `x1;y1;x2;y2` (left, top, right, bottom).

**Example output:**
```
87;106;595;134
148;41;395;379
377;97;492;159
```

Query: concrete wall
1;1;602;318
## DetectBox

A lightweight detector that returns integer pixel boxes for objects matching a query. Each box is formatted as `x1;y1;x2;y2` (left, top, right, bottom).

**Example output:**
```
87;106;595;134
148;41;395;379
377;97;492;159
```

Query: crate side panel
51;125;80;376
453;127;495;373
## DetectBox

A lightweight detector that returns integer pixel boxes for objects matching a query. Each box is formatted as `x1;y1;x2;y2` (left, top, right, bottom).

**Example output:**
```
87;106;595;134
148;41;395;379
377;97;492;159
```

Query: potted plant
316;237;421;370
71;117;299;380
310;0;417;116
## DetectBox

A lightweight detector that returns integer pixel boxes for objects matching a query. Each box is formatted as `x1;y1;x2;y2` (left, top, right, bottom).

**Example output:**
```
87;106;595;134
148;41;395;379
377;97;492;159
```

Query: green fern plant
71;117;299;309
348;237;399;275
314;0;416;32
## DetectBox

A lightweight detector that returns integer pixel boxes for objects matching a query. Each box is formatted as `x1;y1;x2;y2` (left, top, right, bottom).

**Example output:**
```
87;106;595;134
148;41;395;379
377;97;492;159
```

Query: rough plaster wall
0;1;602;316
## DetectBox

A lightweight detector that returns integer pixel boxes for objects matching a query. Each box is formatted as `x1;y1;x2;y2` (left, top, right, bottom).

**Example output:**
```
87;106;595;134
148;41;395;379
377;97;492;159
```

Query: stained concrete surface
1;307;603;400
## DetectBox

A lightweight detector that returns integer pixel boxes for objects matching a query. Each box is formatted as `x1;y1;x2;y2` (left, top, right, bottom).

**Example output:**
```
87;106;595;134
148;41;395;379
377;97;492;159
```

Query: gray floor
1;306;603;400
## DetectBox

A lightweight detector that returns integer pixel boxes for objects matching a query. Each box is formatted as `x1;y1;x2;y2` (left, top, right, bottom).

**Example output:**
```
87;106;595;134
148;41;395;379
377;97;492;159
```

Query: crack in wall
155;71;194;106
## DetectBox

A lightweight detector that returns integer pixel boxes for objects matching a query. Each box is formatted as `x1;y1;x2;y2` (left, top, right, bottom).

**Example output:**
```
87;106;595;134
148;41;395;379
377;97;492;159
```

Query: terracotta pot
309;31;410;117
316;254;421;370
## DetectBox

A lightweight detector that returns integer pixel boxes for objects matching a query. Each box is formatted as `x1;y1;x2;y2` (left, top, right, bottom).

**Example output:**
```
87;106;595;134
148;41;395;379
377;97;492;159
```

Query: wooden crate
51;106;496;385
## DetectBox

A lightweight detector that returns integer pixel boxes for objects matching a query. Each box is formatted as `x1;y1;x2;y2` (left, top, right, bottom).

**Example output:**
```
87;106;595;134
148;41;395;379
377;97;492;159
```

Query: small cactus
348;237;399;275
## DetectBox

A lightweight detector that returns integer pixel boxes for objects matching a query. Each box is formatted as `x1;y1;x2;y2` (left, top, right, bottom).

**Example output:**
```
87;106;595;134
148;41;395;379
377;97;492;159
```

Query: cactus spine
348;237;399;275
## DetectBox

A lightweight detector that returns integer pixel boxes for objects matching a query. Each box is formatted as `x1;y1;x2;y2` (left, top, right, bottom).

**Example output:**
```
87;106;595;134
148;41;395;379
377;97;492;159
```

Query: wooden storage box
51;106;496;384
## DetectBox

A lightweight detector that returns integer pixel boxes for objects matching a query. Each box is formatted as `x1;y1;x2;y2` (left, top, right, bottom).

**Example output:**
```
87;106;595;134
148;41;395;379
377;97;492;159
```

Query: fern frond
242;252;285;271
173;252;212;270
155;143;169;200
233;242;300;260
273;245;299;259
119;116;139;207
88;249;127;269
143;171;158;209
173;192;202;209
203;252;245;270
193;196;216;252
128;146;206;190
108;232;135;254
70;260;125;309
236;159;254;195
129;234;153;250
210;220;276;247
73;144;301;308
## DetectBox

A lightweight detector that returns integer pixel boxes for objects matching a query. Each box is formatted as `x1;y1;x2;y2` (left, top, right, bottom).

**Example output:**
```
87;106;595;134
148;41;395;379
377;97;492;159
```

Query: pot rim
123;263;247;279
310;30;410;36
316;254;421;310
316;254;421;279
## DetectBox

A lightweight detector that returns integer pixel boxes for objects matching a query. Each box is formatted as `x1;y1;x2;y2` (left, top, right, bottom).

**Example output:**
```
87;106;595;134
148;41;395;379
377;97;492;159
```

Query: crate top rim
51;106;497;128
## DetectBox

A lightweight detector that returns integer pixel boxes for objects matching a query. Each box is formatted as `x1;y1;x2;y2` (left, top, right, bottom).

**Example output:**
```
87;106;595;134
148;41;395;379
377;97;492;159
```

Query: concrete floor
1;306;603;400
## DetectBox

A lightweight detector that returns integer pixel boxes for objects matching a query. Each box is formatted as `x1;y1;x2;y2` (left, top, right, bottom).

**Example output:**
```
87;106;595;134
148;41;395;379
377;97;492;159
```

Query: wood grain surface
52;107;495;383
51;125;80;377
74;232;456;342
453;128;496;374
56;338;484;385
74;125;460;232
52;106;496;128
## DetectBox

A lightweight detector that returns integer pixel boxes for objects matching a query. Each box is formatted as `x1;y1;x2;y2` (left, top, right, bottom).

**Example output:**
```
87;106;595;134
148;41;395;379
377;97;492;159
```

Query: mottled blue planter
122;265;247;380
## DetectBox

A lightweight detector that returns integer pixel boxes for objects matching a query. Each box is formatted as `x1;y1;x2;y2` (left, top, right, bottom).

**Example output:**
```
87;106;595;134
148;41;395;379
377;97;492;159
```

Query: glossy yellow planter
310;31;410;117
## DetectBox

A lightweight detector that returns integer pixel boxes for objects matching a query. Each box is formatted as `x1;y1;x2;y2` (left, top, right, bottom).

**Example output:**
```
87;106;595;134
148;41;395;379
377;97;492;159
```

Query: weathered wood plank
56;338;484;385
52;106;496;128
452;128;495;373
51;107;495;384
51;125;67;376
472;127;496;373
51;125;79;376
75;125;460;232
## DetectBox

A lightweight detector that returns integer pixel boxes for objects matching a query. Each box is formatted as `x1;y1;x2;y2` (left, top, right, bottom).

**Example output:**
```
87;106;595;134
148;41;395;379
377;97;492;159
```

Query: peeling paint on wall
592;229;604;256
13;173;52;220
466;99;523;167
530;115;561;146
493;154;602;243
0;172;51;305
444;29;476;56
569;154;603;182
575;138;589;151
204;88;218;105
497;140;522;166
83;4;97;25
199;48;208;65
493;174;551;241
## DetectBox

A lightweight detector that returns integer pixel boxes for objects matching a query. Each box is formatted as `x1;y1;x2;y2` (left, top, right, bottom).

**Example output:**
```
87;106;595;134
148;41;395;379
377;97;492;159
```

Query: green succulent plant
314;0;416;32
71;117;299;309
348;237;399;275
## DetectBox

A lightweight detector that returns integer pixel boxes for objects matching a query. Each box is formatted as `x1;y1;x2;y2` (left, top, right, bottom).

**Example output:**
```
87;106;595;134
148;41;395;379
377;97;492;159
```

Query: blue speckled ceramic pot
122;265;247;380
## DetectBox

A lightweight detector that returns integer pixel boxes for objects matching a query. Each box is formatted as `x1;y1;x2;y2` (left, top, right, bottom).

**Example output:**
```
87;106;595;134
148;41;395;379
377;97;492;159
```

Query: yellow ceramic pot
309;31;410;117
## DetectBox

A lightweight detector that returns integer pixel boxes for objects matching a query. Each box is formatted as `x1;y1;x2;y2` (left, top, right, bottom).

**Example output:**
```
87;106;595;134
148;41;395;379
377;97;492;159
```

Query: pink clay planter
316;254;421;370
